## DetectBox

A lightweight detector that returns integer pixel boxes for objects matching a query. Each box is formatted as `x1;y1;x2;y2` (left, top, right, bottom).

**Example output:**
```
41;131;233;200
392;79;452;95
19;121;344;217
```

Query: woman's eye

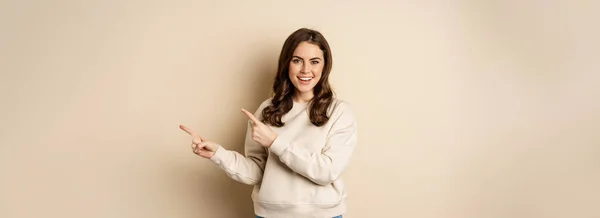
292;59;301;64
311;61;319;65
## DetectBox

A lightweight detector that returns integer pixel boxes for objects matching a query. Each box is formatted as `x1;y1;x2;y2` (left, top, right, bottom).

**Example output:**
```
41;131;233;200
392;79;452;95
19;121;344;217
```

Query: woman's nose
301;64;310;73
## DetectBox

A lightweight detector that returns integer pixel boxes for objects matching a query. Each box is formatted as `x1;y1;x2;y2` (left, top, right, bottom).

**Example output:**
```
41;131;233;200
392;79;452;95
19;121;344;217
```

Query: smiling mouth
298;76;312;84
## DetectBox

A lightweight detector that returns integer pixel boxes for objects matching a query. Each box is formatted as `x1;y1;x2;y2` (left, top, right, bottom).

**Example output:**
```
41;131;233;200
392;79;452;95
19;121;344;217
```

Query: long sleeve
268;106;358;186
208;103;270;185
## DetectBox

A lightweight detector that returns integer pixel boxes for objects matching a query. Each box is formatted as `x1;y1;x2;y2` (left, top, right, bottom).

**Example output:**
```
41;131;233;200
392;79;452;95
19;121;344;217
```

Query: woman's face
288;41;324;98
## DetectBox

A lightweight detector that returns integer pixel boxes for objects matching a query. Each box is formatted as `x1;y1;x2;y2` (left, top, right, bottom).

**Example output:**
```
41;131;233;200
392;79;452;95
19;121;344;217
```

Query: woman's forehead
293;42;323;58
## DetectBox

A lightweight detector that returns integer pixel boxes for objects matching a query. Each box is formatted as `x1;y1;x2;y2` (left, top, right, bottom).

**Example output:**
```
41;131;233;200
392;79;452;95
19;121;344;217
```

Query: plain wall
1;0;599;217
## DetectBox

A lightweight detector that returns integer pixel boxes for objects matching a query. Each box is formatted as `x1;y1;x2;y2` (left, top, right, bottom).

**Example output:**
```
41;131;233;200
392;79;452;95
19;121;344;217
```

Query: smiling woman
263;28;336;128
179;28;357;218
289;42;324;99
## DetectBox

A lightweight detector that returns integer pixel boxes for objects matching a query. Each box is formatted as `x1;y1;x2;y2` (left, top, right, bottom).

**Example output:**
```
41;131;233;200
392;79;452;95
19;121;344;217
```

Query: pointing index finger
241;108;261;124
179;125;197;137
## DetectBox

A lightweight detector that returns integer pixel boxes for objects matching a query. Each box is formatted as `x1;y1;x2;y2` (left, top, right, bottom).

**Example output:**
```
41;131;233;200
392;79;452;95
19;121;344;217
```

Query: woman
179;28;357;218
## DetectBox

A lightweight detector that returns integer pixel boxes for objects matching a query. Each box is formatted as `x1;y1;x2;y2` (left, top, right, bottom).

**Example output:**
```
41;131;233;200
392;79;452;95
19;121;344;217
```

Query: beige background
1;0;599;217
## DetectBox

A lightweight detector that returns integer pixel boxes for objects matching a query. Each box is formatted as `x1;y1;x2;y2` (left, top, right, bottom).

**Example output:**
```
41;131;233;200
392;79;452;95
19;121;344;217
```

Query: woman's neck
293;92;314;103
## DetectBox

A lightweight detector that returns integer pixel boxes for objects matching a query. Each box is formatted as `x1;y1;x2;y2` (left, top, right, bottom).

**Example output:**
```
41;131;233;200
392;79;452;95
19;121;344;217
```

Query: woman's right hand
179;125;219;159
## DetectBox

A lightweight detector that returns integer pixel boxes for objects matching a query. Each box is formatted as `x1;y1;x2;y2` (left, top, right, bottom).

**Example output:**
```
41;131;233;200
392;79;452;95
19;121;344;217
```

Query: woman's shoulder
254;97;274;112
254;97;354;116
326;98;357;129
328;98;355;117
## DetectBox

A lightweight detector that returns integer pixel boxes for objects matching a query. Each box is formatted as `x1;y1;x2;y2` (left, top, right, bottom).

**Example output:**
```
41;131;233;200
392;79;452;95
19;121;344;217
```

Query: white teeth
299;77;312;81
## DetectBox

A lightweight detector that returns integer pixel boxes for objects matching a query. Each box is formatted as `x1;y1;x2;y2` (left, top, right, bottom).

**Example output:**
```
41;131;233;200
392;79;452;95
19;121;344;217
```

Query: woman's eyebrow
292;56;322;60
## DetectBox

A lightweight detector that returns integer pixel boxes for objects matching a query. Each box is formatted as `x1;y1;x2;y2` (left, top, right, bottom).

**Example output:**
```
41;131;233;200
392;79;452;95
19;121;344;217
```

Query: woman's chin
293;87;314;94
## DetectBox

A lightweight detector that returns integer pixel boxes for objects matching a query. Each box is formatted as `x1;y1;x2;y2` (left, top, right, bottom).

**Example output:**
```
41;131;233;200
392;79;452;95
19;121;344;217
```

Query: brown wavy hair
261;28;335;127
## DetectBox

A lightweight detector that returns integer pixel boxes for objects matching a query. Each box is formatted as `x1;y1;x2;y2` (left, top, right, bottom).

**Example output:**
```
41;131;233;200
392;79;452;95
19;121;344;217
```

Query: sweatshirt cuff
209;145;228;165
269;135;291;156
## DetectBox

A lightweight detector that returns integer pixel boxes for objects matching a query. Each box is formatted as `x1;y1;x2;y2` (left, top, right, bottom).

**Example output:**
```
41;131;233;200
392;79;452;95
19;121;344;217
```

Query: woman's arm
269;106;358;186
209;122;268;185
208;101;271;185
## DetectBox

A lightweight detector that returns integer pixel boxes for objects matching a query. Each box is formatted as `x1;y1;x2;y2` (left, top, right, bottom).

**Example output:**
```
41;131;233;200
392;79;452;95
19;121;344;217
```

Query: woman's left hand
241;108;277;147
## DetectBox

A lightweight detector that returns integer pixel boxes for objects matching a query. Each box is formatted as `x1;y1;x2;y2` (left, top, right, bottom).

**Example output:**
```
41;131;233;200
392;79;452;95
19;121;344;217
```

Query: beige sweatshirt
209;98;358;218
